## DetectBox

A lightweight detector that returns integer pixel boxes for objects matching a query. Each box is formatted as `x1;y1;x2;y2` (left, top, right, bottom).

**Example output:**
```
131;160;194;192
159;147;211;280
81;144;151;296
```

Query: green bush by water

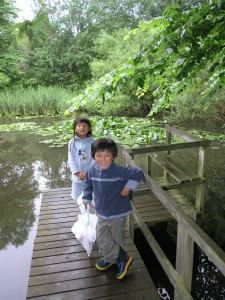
167;85;225;126
0;87;75;117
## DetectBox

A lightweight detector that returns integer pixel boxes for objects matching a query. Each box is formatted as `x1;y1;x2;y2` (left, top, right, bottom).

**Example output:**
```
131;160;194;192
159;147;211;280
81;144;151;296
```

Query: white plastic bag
71;205;97;256
76;193;95;214
76;193;87;214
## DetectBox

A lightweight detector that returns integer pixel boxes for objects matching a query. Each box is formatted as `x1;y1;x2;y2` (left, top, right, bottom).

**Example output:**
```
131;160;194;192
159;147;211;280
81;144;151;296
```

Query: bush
83;93;151;117
0;73;10;89
166;87;225;125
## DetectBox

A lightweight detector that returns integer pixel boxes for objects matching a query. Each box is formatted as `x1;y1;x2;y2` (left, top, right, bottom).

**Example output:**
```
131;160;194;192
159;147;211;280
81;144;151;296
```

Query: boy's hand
120;187;130;197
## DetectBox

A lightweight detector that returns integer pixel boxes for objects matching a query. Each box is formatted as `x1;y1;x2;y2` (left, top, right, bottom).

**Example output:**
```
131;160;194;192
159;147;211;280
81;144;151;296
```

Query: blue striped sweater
82;162;144;219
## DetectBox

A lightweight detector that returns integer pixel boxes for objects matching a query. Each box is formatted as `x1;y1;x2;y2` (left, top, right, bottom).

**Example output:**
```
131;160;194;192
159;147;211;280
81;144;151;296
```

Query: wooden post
127;213;134;241
165;128;172;178
174;210;197;299
195;146;208;212
124;153;135;240
166;130;172;155
147;154;152;176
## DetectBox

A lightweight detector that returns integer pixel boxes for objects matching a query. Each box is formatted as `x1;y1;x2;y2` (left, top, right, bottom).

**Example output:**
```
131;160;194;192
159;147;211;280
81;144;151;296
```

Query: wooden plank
125;140;211;155
165;124;202;142
132;186;199;223
31;245;138;268
27;277;156;300
148;153;192;183
131;204;193;299
27;188;160;300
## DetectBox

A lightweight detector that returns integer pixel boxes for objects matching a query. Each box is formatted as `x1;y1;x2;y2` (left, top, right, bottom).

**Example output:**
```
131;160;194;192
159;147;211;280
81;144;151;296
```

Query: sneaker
116;255;133;279
96;260;113;271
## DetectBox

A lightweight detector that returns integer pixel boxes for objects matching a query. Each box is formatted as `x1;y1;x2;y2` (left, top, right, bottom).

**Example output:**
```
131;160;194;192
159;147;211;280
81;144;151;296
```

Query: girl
68;116;95;201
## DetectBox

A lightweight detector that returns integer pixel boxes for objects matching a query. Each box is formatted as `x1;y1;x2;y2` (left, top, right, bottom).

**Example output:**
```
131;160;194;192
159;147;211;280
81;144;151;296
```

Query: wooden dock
26;187;160;300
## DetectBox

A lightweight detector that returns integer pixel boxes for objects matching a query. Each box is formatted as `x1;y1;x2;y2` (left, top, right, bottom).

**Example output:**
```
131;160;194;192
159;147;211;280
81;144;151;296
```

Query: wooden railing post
166;129;172;156
165;127;172;178
127;204;134;241
123;150;135;240
174;210;197;299
195;146;208;212
147;154;152;176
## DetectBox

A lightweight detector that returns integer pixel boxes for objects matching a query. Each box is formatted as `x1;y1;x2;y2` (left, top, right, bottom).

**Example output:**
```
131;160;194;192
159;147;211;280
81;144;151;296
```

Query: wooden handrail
165;124;202;142
122;150;225;277
126;140;211;155
131;204;193;300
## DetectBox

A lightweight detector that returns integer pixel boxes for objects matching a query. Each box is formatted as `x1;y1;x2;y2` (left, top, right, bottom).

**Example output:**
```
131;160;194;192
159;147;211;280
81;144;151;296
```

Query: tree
66;0;225;116
0;0;22;88
16;0;172;88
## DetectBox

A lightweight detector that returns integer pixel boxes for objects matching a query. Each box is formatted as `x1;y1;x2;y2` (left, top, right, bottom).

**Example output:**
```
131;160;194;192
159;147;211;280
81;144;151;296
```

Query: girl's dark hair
73;116;92;136
91;138;118;158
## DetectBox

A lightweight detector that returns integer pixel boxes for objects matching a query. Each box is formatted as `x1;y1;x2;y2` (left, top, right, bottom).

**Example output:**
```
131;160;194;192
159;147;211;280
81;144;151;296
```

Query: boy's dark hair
73;116;92;136
91;138;118;158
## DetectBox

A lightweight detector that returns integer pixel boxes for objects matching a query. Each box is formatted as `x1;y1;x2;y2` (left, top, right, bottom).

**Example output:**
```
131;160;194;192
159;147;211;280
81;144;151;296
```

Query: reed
0;86;75;117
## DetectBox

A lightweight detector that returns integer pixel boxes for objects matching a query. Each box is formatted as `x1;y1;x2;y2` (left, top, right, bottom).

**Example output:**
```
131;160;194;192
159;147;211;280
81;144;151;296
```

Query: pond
0;117;224;300
0;118;71;300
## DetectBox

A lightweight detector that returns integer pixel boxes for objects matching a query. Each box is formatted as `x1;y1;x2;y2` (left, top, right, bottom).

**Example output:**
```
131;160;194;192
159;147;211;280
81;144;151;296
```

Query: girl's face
94;150;114;169
75;122;90;139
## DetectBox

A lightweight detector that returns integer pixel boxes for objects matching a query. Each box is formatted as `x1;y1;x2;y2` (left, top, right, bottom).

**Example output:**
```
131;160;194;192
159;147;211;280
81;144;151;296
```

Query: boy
82;138;144;279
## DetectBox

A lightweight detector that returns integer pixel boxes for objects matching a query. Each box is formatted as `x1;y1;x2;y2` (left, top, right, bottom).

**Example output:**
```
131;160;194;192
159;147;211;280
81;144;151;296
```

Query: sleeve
68;140;79;175
124;167;144;191
82;169;93;205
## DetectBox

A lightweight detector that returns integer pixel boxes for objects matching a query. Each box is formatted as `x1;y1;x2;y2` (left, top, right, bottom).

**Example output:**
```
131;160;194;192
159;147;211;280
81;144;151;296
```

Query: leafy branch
65;1;225;116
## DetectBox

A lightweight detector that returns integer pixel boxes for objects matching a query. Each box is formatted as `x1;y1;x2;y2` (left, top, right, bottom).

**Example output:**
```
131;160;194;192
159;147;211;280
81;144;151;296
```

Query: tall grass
0;86;75;117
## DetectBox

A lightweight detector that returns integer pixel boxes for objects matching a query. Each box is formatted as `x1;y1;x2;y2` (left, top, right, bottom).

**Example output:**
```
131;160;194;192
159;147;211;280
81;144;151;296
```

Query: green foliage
0;72;10;88
1;116;225;150
167;69;225;125
0;122;39;132
0;0;23;88
15;0;165;89
83;92;152;117
67;0;225;117
0;87;74;117
0;116;166;148
90;27;152;80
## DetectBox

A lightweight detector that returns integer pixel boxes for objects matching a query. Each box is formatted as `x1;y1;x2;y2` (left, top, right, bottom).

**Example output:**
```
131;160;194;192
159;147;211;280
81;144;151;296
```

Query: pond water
0;117;224;300
0;118;71;300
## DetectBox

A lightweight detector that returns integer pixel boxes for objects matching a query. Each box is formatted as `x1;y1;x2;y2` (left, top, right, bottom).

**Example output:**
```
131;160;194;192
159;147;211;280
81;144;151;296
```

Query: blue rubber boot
116;247;133;279
96;260;113;271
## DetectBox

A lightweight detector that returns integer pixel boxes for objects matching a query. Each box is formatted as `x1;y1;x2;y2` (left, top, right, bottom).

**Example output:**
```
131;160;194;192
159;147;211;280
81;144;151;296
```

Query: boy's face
75;122;90;139
94;150;114;169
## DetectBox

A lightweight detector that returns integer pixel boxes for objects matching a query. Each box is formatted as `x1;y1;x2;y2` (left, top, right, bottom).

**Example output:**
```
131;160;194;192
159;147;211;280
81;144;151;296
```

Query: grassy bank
0;87;75;117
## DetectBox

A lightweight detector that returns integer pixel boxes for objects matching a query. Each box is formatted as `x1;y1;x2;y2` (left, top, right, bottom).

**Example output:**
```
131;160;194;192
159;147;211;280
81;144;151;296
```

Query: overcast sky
15;0;35;21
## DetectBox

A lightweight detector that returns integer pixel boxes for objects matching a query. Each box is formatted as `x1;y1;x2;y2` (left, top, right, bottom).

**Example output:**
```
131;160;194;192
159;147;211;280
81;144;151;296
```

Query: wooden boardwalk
132;181;198;223
26;187;160;300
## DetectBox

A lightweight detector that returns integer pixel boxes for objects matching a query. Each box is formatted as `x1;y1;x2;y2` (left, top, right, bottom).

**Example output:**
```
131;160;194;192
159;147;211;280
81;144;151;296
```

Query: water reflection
193;250;225;299
0;134;39;249
0;162;37;249
0;130;71;249
0;126;71;300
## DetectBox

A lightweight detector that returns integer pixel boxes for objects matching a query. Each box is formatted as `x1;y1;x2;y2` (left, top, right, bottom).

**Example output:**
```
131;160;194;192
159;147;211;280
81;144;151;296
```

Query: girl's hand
120;187;130;197
75;172;86;181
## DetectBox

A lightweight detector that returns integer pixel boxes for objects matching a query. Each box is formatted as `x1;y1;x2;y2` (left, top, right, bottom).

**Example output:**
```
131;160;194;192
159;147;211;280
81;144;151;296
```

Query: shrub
167;87;225;125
